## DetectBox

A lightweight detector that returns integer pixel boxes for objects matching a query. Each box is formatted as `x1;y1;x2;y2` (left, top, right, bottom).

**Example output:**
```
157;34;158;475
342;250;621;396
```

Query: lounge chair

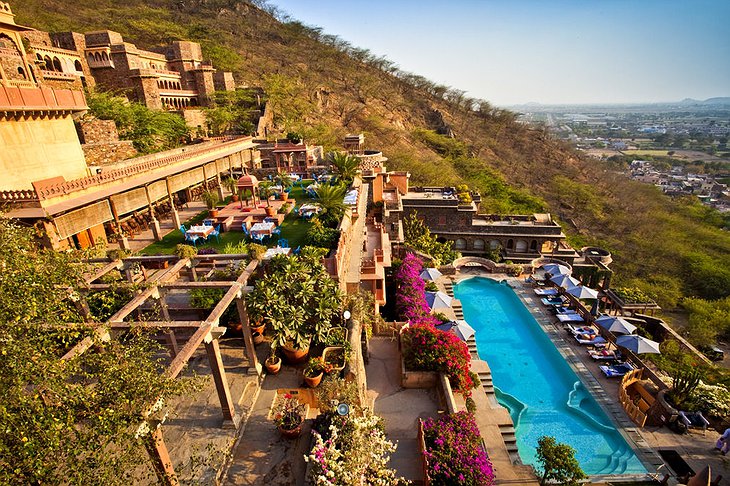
566;324;598;336
534;288;559;296
588;348;622;360
556;308;578;315
599;362;635;378
541;297;566;306
558;313;585;323
574;334;607;346
679;411;709;435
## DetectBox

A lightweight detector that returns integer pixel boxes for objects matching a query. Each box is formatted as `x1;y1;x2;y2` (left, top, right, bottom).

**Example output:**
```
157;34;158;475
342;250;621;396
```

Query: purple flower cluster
395;253;440;326
423;411;495;485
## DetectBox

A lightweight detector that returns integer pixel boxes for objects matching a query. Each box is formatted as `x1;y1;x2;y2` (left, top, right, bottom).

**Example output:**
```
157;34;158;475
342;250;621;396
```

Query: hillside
14;0;730;310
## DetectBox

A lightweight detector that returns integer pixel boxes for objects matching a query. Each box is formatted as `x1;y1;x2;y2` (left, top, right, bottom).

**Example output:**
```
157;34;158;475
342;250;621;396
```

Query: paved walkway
365;337;439;483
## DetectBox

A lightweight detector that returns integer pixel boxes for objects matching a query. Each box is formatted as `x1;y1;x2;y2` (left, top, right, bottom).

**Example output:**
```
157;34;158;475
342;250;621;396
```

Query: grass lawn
138;183;316;255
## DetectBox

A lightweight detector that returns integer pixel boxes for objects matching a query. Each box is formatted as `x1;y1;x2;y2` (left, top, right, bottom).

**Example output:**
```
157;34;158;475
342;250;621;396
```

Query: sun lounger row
534;288;559;296
541;296;567;306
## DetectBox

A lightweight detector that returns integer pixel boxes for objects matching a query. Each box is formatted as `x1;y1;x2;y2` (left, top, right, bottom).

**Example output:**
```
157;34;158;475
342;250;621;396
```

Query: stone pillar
119;236;132;251
343;318;367;408
204;338;240;428
151;219;162;241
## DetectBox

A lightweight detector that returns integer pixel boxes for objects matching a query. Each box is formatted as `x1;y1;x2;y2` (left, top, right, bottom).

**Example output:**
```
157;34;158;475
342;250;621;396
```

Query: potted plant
303;356;328;388
265;343;281;375
322;345;349;373
274;170;293;201
201;190;220;218
238;188;252;209
259;183;277;217
272;393;306;439
223;177;239;201
249;317;265;335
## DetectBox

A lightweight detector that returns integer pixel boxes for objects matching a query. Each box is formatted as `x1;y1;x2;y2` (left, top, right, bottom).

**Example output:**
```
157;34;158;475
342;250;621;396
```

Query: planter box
401;353;439;389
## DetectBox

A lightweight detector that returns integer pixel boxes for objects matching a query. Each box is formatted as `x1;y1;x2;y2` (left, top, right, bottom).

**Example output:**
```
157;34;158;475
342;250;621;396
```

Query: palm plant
328;151;360;184
314;184;348;227
273;170;294;192
201;190;220;210
259;182;275;207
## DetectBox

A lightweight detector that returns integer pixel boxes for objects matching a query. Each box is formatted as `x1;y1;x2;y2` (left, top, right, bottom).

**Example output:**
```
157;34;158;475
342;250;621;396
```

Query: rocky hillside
15;0;730;306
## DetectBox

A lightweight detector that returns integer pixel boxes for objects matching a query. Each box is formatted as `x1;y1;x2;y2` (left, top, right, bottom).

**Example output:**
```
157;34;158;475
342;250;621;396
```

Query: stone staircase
499;424;521;463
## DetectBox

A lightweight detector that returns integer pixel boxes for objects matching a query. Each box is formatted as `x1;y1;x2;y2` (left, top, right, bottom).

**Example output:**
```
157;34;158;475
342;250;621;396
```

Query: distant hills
13;0;730;304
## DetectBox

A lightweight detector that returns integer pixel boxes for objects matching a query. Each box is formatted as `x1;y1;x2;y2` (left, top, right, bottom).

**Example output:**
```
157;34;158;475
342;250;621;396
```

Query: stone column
166;178;182;229
204;338;240;428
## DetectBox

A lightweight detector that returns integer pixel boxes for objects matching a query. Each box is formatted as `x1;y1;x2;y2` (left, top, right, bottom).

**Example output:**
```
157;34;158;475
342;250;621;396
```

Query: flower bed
421;412;494;485
395;253;440;327
402;324;475;395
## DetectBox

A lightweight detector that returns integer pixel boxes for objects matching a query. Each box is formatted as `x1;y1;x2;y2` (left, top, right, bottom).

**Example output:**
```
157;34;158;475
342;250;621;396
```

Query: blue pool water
454;277;646;476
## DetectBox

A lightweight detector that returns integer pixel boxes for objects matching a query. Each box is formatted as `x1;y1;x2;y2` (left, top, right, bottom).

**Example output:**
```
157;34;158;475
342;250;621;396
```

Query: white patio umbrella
616;335;661;355
542;263;571;276
566;285;599;300
436;320;476;342
425;291;453;310
595;315;637;335
550;274;581;289
420;268;443;281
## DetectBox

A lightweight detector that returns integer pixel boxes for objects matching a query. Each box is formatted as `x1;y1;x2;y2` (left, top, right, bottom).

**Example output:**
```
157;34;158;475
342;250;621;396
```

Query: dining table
250;221;275;238
186;225;215;239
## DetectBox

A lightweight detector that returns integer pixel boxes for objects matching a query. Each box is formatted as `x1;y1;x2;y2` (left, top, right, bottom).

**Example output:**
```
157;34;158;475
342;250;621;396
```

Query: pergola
64;253;262;485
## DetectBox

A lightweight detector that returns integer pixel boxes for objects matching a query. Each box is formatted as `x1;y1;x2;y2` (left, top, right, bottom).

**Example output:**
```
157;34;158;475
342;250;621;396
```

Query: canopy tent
542;263;571;276
435;320;476;342
550;274;581;289
566;285;599;300
616;335;662;355
425;291;453;310
420;268;443;281
595;315;637;335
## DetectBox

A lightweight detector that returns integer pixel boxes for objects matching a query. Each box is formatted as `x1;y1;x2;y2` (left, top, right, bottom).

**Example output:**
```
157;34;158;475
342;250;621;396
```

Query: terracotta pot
265;206;277;217
280;192;289;201
304;371;323;388
265;356;281;374
278;421;303;439
252;331;264;345
232;194;240;202
281;342;310;364
209;209;219;218
250;322;265;335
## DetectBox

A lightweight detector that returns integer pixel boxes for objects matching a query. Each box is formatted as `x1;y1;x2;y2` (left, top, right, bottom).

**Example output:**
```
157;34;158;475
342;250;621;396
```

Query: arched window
515;240;528;252
101;52;109;61
43;55;52;70
473;239;485;251
74;60;82;71
17;67;25;78
454;238;466;250
506;239;514;250
190;98;198;106
489;240;501;250
530;240;538;251
94;53;101;62
52;57;62;72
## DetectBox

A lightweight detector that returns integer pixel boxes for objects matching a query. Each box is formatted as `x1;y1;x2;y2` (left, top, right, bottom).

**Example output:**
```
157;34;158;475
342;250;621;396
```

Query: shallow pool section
454;277;646;476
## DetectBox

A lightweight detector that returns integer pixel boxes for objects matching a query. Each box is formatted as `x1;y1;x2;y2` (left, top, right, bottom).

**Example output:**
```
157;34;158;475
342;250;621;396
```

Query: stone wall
181;109;208;133
76;118;119;144
82;141;137;166
213;71;235;91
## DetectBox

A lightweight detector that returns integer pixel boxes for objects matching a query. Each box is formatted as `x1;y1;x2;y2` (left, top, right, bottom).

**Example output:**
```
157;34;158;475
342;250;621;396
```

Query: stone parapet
0;85;86;113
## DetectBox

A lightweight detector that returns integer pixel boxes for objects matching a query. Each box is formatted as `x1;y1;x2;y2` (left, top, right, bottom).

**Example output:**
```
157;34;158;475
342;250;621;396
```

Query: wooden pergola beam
109;321;205;329
83;259;123;285
60;326;110;361
165;324;213;379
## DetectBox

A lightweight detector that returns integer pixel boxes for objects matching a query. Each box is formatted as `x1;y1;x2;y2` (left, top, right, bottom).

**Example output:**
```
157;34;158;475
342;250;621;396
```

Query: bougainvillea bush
402;324;475;394
395;252;440;326
306;411;410;485
422;411;494;486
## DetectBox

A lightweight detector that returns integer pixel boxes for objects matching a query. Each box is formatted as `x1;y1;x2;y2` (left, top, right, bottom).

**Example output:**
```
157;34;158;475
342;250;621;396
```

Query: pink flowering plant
402;324;475;395
422;411;495;485
273;393;306;430
395;253;441;327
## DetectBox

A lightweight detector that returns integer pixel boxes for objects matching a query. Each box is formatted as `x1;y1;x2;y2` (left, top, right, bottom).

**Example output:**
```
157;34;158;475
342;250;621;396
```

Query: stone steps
499;424;521;462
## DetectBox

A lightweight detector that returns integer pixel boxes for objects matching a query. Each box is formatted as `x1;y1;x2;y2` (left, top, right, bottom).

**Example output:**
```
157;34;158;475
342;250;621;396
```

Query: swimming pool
454;277;647;476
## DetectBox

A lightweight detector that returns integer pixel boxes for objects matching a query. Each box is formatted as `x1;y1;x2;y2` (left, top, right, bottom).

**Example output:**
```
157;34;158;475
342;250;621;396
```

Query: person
717;428;730;455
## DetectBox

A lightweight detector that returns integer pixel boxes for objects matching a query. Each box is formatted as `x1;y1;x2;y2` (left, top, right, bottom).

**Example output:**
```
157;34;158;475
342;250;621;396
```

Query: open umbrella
595;315;637;335
550;274;581;289
420;268;443;281
566;285;599;300
425;291;453;310
616;335;661;355
436;320;476;341
542;263;571;276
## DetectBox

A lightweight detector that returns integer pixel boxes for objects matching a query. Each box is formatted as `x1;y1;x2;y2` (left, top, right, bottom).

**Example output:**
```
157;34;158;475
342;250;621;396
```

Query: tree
0;218;192;484
402;212;460;265
314;184;348;227
535;436;586;486
328;151;360;185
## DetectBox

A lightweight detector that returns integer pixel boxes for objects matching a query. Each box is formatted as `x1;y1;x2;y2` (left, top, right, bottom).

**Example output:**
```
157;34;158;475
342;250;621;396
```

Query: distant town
512;99;730;213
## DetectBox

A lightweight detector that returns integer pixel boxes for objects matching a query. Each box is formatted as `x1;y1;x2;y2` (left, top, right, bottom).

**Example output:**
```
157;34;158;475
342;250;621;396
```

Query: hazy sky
270;0;730;106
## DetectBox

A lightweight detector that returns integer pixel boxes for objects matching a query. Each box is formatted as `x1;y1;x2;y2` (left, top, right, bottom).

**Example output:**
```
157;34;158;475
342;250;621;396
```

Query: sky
269;0;730;106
